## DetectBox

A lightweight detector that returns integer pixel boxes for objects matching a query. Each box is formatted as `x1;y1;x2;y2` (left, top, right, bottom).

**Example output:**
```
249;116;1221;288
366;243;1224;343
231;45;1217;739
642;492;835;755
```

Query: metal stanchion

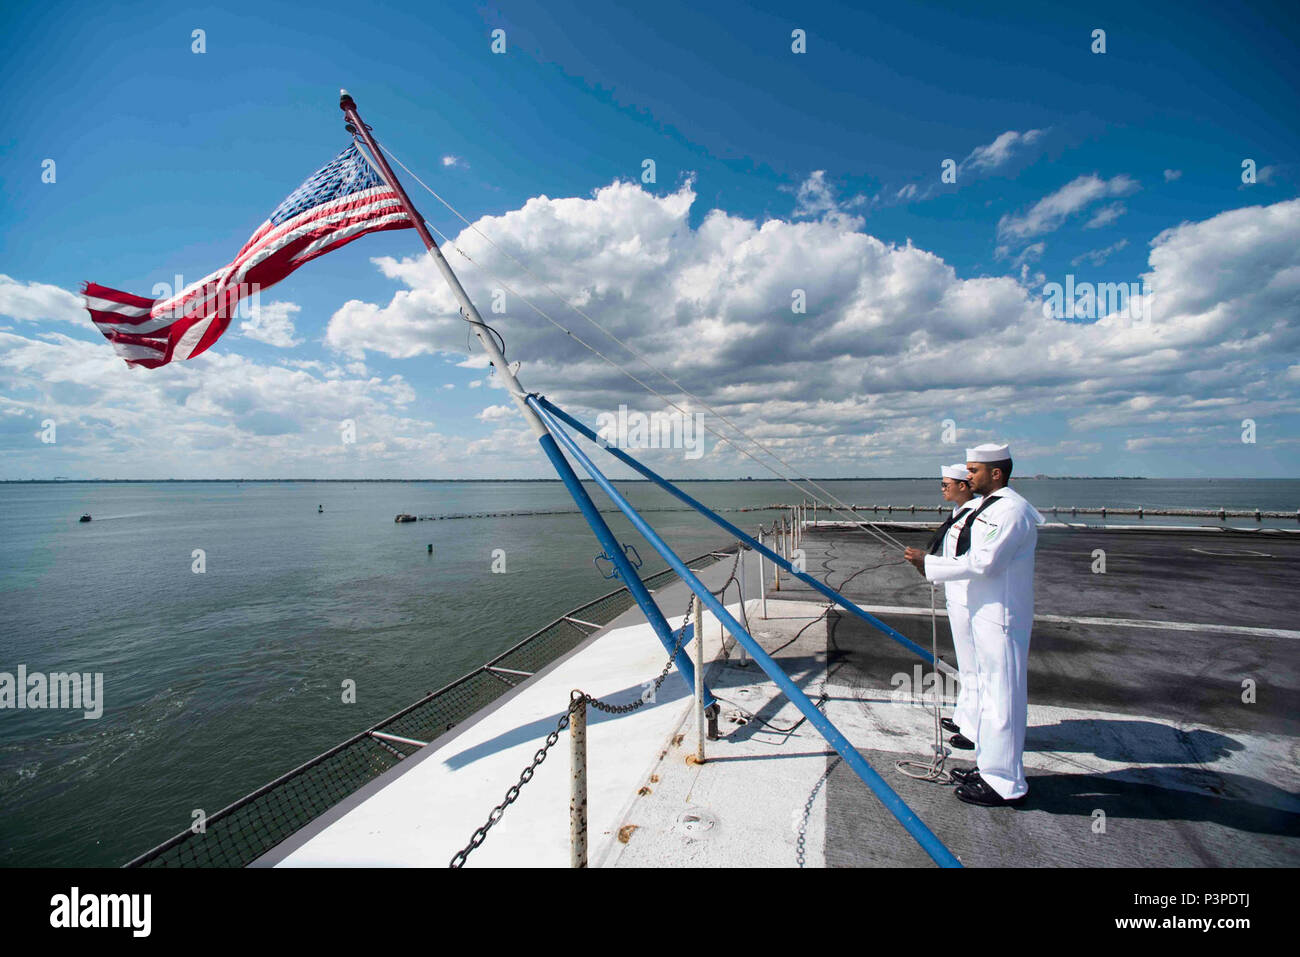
758;527;768;618
694;599;706;763
774;520;782;591
570;690;587;868
736;542;749;665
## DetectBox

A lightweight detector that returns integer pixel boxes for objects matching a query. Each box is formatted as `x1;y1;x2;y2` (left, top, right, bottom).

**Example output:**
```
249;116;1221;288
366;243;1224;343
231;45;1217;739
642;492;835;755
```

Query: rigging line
895;582;951;784
418;211;906;552
387;146;907;551
817;535;904;592
417;217;908;554
384;141;908;550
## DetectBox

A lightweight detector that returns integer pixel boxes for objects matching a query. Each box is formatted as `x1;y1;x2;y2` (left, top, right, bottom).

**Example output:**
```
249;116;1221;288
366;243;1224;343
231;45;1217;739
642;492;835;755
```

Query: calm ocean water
1;478;1296;866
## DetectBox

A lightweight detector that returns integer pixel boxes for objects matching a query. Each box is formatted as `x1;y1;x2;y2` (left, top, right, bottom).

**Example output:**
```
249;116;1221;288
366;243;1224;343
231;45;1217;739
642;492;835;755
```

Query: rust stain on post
570;692;588;868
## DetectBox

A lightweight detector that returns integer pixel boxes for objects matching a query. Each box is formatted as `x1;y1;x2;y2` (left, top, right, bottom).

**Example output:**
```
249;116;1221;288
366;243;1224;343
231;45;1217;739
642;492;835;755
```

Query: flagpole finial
340;89;356;111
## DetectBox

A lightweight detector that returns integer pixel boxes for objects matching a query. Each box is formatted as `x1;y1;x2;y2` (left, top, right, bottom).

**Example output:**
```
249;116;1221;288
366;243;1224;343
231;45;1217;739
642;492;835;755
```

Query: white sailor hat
941;464;970;481
965;442;1011;463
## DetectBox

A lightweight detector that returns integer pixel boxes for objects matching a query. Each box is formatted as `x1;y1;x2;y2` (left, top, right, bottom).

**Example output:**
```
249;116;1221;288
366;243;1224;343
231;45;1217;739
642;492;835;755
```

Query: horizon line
7;476;1291;484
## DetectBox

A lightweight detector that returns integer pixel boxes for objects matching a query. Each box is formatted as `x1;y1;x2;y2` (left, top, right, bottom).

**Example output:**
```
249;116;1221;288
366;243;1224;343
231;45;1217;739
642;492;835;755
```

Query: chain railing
449;547;745;868
125;547;737;868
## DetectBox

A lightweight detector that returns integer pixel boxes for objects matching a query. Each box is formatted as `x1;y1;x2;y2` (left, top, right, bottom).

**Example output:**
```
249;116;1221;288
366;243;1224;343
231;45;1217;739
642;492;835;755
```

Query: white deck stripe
821;689;1300;812
845;604;1300;640
814;520;1300;534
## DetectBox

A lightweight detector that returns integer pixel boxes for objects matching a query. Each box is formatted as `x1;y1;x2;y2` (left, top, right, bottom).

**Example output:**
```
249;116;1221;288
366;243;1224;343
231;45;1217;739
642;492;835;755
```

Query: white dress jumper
925;487;1043;799
942;502;980;739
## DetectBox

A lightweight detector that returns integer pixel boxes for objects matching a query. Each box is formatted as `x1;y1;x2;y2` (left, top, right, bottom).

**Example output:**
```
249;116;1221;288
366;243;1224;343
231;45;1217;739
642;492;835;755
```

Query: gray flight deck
607;523;1299;867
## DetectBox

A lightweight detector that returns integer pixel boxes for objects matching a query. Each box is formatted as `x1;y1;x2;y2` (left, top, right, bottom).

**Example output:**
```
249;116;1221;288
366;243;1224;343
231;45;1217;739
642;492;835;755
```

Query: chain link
448;695;579;867
449;549;746;868
586;590;694;715
795;755;842;868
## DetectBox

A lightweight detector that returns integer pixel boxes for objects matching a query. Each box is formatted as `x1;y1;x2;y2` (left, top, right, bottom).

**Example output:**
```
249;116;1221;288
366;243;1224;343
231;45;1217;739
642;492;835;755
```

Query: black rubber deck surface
779;525;1300;867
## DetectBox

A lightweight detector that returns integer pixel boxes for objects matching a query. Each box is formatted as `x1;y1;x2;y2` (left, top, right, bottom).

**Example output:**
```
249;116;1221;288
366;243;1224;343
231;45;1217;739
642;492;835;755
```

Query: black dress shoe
940;718;961;734
949;733;975;750
955;779;1025;807
948;765;981;785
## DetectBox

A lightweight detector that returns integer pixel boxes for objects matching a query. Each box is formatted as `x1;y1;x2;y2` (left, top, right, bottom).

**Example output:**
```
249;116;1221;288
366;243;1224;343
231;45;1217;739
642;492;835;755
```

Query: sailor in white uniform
929;464;980;752
904;443;1044;806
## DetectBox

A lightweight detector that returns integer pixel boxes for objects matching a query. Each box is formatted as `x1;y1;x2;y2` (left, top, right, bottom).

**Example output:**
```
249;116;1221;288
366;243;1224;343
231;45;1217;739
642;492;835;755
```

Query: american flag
84;143;413;368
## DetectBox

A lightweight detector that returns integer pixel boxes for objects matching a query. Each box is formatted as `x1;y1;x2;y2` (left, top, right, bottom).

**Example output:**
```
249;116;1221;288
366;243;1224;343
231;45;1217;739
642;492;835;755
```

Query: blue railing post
530;398;961;868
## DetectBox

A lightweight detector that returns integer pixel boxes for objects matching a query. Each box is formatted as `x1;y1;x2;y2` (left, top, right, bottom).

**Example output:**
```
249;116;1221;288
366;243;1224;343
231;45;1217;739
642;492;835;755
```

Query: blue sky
1;0;1297;478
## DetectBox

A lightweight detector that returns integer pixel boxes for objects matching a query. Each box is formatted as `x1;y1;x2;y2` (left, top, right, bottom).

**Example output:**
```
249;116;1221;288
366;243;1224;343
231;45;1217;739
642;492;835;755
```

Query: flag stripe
174;317;218;362
83;283;157;310
84;143;414;367
290;211;412;264
141;194;409;340
110;342;167;360
83;295;151;318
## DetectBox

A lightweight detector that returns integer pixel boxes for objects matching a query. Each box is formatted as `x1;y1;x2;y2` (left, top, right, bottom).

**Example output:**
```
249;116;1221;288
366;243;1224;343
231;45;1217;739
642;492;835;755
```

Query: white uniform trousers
971;616;1031;799
945;598;980;739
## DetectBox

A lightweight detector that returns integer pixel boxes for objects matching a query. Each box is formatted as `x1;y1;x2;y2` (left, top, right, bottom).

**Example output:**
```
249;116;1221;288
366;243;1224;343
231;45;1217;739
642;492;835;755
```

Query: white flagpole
338;90;549;441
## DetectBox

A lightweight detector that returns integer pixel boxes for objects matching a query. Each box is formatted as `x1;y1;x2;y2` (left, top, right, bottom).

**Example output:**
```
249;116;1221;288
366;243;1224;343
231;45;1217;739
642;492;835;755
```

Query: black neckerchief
926;501;976;555
954;492;1004;556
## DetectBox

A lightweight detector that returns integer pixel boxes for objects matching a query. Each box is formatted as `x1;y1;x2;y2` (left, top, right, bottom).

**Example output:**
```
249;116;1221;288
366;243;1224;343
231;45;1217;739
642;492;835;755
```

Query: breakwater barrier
810;504;1297;521
395;505;778;523
395;503;1298;523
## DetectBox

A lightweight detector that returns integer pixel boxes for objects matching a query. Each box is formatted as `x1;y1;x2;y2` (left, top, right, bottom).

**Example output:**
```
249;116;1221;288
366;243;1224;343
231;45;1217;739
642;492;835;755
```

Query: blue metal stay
535;394;944;669
535;431;713;707
529;396;962;869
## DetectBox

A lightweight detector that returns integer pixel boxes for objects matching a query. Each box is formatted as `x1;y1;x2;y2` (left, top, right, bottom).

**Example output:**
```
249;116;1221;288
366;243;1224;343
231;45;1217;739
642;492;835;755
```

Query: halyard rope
895;582;953;784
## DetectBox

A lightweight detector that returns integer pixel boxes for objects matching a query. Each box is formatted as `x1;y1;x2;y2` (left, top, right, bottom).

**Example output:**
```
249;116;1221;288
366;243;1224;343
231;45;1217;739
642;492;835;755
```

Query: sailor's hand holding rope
902;546;927;574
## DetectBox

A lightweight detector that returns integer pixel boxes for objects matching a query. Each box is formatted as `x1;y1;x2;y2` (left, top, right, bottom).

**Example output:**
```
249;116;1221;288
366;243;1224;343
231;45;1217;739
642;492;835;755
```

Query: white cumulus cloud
1085;202;1127;229
238;300;303;348
476;404;517;422
5;183;1298;478
0;274;86;324
998;174;1139;240
961;129;1047;174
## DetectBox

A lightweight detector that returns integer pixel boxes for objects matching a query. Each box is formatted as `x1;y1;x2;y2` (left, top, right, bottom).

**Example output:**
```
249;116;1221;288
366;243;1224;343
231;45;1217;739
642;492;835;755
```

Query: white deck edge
252;561;747;868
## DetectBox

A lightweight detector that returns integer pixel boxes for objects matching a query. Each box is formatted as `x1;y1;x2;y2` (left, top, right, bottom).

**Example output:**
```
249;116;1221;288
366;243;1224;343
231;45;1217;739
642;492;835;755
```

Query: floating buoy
318;504;323;513
79;513;92;523
427;544;433;554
